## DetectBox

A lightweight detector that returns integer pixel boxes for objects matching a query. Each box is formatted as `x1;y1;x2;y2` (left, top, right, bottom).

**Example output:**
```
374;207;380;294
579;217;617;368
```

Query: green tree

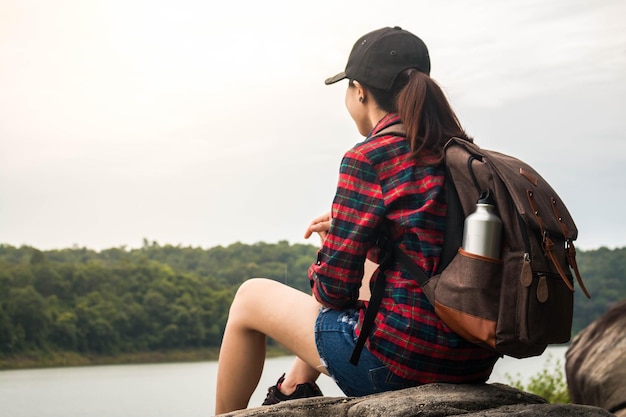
74;292;121;354
506;355;570;403
6;286;50;349
49;311;78;350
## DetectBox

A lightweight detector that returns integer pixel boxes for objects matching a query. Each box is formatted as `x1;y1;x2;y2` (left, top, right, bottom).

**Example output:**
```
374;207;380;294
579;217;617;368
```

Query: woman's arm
308;147;385;309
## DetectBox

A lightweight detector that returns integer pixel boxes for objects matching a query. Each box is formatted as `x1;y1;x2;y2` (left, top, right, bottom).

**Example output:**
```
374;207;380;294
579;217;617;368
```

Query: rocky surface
216;382;614;417
567;299;626;417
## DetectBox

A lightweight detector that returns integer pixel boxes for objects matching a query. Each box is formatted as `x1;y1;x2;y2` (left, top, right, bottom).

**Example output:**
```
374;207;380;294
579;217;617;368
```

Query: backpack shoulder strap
392;142;467;286
350;229;394;365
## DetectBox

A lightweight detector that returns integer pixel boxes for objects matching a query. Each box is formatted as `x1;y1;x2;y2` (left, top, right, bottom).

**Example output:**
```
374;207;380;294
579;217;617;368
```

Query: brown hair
366;69;472;165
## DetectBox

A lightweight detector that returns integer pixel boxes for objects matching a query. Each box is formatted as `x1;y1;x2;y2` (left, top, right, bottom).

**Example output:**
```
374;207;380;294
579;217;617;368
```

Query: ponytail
396;70;471;165
362;70;471;165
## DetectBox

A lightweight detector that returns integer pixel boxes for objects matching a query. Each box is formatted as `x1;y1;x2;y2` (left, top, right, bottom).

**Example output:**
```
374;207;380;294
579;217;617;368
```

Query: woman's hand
304;212;332;246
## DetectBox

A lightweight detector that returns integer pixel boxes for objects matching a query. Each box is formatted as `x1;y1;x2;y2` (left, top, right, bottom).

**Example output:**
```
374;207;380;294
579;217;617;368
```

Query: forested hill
0;241;317;358
0;242;624;362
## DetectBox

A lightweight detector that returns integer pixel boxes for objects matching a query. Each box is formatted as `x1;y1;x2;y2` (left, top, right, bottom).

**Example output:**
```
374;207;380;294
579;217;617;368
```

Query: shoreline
0;346;290;371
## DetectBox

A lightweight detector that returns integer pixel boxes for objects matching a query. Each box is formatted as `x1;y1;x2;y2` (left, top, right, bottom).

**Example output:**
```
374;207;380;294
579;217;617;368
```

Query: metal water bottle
462;189;502;259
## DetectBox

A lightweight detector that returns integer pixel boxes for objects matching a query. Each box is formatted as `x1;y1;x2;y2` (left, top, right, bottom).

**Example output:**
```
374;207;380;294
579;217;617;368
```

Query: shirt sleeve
309;146;385;309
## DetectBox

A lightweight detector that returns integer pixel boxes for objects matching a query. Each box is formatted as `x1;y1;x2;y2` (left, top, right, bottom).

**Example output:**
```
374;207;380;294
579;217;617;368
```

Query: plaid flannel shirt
309;113;499;382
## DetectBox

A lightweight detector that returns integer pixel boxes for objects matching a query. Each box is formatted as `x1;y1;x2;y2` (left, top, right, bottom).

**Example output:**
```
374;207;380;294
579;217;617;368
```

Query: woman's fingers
304;212;332;239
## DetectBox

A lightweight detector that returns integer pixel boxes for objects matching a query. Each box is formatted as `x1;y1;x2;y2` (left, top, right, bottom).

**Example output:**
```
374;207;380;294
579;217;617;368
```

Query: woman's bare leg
214;278;328;414
279;357;322;394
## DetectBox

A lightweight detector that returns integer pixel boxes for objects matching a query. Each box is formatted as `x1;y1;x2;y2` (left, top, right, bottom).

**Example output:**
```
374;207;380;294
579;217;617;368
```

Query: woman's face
345;82;370;136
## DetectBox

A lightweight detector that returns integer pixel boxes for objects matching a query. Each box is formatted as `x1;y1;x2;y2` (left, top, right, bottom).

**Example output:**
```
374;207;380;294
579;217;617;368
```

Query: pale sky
1;0;625;251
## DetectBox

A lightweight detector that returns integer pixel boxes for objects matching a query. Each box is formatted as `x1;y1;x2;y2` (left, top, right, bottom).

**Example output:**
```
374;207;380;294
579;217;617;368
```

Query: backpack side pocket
424;248;502;350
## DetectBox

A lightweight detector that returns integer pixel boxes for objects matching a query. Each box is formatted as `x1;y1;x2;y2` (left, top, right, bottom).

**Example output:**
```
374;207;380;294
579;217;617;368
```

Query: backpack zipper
518;214;533;262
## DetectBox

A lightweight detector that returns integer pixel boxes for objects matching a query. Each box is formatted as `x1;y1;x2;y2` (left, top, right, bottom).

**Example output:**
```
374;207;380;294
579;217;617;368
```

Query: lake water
0;346;568;417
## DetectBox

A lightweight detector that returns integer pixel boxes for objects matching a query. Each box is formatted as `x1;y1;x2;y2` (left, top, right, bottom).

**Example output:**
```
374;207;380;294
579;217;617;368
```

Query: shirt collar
368;113;402;138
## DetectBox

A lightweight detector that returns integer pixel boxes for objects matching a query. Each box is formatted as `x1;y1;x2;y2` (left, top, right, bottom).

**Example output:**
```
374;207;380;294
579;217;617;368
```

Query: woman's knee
229;278;276;321
233;278;272;303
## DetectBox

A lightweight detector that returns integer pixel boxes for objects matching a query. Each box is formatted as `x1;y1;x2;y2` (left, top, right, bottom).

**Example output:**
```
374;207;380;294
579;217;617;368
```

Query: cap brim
324;71;347;85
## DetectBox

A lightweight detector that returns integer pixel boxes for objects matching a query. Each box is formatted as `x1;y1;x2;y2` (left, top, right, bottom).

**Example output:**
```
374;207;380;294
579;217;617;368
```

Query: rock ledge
217;383;614;417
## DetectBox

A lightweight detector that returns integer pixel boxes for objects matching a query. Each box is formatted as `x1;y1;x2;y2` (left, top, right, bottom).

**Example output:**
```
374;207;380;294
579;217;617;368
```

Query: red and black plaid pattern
310;113;499;383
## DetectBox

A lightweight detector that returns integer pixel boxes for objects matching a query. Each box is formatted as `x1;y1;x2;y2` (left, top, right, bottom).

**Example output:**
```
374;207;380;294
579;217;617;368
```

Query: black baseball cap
324;26;431;91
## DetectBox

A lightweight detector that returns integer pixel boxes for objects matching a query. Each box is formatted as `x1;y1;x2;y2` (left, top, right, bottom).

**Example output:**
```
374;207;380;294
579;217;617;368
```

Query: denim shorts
314;308;418;397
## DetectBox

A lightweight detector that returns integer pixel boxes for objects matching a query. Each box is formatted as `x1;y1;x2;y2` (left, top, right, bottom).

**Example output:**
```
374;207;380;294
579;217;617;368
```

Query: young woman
214;26;500;415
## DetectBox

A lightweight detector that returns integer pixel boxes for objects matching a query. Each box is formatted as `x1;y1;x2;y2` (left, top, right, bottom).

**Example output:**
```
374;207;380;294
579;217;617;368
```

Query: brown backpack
351;134;591;365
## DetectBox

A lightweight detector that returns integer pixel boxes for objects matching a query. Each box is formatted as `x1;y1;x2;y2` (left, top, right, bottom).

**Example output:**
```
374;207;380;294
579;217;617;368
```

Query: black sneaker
262;373;324;406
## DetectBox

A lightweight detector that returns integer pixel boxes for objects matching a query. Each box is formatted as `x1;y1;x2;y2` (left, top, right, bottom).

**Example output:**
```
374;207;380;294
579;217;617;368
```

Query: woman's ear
352;80;366;103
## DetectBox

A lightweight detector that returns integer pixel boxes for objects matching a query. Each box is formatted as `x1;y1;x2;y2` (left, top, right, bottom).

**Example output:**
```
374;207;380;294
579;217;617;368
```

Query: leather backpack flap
482;149;578;241
482;149;592;295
